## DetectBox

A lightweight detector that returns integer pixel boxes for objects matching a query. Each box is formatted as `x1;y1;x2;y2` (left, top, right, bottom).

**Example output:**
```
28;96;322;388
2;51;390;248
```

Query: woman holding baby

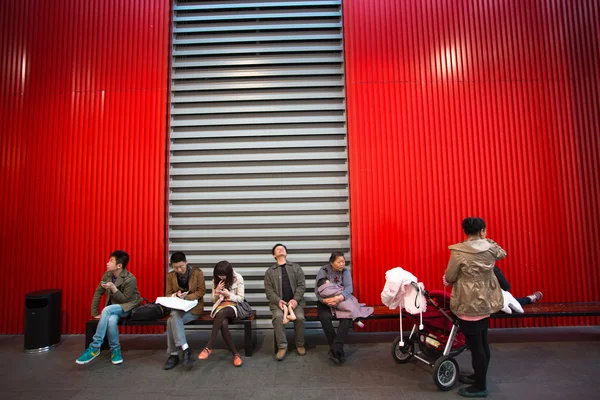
315;252;372;365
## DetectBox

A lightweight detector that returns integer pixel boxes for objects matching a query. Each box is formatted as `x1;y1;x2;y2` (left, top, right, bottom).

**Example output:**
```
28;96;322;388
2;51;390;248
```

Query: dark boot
328;350;341;365
182;348;194;370
163;355;179;370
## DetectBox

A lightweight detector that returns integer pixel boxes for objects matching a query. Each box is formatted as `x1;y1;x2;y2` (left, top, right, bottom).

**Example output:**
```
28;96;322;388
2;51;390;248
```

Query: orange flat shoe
233;353;242;367
198;348;211;360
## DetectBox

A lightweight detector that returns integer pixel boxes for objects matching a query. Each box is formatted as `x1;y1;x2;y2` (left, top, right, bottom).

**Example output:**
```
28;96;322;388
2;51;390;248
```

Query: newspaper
155;296;198;312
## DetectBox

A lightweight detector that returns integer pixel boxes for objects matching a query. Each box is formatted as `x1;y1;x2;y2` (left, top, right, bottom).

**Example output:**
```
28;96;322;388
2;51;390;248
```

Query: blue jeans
167;310;198;353
91;304;130;351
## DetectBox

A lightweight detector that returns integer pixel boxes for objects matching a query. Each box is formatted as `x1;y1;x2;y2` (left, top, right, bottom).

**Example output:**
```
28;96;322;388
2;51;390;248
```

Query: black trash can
24;289;62;353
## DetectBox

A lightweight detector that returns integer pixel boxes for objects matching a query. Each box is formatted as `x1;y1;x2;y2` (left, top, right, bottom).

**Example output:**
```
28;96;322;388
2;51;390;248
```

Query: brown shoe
296;346;306;356
276;348;287;361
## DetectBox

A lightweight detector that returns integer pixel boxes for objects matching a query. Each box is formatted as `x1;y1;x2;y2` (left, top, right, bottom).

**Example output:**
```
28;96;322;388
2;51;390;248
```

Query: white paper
155;296;198;312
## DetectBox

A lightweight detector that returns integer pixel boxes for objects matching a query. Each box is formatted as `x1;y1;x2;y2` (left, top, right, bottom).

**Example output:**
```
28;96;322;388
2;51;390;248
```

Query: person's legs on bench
165;310;197;370
199;307;241;366
77;305;128;365
292;305;306;355
271;306;288;360
318;302;350;364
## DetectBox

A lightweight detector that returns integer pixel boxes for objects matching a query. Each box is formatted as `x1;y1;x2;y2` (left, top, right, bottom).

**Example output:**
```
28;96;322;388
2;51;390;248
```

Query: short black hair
170;252;187;264
110;250;130;270
272;243;287;255
462;217;486;235
329;252;345;264
317;278;329;288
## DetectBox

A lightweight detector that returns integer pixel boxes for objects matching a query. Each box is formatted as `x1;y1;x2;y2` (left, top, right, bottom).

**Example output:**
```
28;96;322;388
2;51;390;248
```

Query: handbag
236;299;253;320
130;298;166;321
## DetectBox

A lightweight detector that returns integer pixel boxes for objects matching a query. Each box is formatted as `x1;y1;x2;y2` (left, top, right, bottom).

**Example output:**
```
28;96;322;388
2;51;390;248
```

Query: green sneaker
76;346;100;364
111;348;123;365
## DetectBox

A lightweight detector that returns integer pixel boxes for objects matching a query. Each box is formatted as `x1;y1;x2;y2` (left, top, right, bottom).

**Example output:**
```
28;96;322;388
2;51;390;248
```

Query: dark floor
1;326;599;400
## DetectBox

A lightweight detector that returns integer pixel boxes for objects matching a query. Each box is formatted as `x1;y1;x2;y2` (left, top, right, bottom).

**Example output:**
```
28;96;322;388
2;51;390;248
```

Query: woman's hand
323;295;343;307
221;288;230;299
215;280;225;293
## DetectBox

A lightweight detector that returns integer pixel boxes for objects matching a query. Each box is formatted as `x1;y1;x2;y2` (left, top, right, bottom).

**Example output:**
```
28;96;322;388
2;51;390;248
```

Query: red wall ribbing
0;0;170;334
343;0;599;328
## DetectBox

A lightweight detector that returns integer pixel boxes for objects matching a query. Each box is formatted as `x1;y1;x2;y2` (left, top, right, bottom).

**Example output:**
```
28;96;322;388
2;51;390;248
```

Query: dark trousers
516;296;532;306
459;318;490;391
317;302;352;357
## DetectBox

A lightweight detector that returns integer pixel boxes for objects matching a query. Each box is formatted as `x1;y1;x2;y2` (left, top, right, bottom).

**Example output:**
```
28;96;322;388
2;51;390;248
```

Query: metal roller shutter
169;0;349;328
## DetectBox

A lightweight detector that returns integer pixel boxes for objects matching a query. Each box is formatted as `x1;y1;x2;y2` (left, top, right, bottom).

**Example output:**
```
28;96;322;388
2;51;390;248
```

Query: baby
317;278;374;328
282;301;297;324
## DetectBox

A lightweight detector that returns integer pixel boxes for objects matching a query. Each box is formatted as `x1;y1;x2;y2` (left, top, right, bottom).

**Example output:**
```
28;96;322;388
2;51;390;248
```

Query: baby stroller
391;284;468;390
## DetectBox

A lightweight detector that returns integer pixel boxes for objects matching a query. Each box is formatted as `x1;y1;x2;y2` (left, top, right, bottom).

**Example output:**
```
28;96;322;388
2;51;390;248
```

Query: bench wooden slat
491;302;600;318
303;302;600;320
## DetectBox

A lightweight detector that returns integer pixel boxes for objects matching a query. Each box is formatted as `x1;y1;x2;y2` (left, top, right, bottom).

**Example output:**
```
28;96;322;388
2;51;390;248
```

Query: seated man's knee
169;310;182;321
101;306;115;317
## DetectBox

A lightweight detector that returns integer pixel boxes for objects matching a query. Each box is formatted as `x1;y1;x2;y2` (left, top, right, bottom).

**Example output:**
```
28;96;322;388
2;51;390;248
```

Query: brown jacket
166;266;206;316
91;269;142;316
445;238;505;317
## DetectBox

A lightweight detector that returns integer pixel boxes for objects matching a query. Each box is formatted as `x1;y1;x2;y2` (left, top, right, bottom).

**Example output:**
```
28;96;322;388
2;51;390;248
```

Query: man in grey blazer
264;243;306;360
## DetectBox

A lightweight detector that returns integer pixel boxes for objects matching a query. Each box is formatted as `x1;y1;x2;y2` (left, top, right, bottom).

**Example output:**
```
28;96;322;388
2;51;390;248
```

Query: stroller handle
410;281;429;297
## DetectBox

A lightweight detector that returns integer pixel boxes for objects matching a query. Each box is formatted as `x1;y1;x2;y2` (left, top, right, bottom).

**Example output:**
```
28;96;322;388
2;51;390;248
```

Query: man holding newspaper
162;252;206;371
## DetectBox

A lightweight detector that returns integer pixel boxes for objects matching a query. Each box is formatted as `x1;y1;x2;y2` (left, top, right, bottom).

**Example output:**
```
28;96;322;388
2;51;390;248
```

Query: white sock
181;343;189;351
170;351;178;356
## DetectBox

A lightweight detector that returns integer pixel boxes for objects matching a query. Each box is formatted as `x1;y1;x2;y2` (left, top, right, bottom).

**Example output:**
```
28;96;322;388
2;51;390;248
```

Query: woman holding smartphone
197;260;245;367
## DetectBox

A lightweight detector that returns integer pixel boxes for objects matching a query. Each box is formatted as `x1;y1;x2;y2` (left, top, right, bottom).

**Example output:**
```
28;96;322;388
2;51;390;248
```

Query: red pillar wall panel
0;0;170;334
343;0;599;329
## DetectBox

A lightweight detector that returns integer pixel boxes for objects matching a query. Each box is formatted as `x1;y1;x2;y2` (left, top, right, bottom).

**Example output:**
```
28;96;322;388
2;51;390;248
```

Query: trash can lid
26;289;62;298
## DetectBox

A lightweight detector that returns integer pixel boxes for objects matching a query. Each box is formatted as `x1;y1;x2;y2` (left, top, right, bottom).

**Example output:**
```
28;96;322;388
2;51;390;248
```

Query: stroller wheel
432;356;459;391
391;336;414;364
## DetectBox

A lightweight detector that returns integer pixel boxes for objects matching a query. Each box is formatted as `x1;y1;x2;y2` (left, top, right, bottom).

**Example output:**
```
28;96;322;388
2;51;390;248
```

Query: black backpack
130;298;166;321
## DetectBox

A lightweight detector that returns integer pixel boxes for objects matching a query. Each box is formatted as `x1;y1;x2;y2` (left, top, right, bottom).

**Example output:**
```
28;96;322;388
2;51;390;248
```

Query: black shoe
328;350;341;365
339;350;346;364
459;374;476;385
458;386;488;398
163;355;179;370
182;348;194;370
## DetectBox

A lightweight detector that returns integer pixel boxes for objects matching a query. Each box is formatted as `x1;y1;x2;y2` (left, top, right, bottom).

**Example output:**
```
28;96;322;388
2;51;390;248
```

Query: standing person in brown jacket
164;252;206;370
445;217;504;398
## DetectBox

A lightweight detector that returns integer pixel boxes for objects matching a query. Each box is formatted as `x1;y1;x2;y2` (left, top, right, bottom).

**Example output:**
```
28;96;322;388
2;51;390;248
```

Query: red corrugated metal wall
0;0;170;334
344;0;599;329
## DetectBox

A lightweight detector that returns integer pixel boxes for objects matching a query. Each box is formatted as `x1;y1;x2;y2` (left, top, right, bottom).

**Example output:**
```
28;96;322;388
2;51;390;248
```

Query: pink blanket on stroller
318;283;374;319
